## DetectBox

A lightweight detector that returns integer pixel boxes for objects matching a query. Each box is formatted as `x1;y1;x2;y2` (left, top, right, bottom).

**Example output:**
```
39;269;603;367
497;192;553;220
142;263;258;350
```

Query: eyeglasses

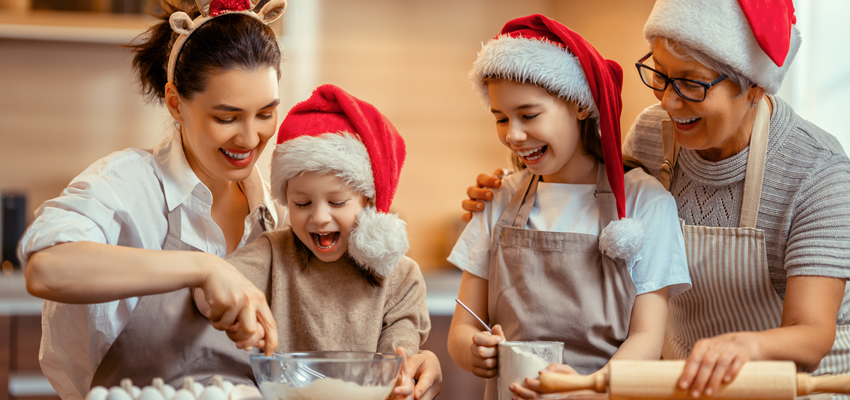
635;52;727;102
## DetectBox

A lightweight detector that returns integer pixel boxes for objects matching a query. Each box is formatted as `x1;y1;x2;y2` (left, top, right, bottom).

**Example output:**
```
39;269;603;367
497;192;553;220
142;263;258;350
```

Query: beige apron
485;165;637;400
659;101;850;397
90;206;261;388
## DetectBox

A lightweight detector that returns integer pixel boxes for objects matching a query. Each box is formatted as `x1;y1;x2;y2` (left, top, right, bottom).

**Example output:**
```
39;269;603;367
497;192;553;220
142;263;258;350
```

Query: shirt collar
153;132;280;228
153;133;204;212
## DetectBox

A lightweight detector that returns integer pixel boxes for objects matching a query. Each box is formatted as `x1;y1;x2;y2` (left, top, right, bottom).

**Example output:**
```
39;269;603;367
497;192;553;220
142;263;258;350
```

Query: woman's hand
391;347;415;400
197;253;278;355
461;169;510;222
406;350;442;400
470;325;505;378
511;364;592;399
678;332;762;398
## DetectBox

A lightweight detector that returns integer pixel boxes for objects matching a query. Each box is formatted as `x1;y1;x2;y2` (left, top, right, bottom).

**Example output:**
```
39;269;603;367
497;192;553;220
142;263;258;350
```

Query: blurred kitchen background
0;0;847;399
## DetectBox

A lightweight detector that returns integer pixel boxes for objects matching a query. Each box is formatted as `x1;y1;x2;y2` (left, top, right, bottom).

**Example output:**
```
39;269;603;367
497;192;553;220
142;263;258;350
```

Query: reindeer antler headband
166;0;287;83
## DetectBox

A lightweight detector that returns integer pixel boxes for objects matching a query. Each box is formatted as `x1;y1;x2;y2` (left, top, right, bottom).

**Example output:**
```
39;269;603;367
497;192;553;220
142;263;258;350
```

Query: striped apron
658;100;850;398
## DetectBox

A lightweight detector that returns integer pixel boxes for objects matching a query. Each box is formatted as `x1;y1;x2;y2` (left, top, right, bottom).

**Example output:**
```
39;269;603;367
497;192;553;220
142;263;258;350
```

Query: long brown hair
127;0;282;103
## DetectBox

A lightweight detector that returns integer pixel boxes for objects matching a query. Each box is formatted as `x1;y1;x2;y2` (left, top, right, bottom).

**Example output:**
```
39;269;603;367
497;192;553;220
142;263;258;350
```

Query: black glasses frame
635;52;727;102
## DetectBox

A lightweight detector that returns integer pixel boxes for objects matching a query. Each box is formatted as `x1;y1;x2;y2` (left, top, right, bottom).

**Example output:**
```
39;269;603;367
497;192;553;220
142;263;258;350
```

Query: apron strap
659;120;680;191
739;100;771;229
495;173;541;229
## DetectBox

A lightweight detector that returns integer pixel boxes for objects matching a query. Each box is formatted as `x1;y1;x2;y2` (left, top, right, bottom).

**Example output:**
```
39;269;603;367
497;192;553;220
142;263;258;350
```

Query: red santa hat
470;14;645;260
272;84;408;277
643;0;799;94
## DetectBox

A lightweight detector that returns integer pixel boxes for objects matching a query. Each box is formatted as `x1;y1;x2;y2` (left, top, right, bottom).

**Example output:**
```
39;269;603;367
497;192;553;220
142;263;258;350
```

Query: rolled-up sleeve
18;150;167;266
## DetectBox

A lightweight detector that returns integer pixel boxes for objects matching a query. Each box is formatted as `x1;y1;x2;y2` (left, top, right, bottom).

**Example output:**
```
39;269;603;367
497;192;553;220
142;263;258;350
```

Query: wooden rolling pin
538;360;850;400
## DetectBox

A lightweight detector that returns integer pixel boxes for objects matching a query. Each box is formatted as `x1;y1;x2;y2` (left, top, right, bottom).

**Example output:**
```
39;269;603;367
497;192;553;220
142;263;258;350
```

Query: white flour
499;345;552;400
260;379;392;400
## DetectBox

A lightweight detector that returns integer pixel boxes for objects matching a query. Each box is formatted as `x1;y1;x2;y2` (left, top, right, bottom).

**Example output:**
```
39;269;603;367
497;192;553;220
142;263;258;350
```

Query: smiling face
650;38;765;161
167;67;280;186
286;171;369;262
487;79;596;184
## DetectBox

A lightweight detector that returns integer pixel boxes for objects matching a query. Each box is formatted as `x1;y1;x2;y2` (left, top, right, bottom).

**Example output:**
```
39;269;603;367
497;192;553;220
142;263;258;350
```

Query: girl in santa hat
446;14;690;400
204;84;430;400
469;1;850;399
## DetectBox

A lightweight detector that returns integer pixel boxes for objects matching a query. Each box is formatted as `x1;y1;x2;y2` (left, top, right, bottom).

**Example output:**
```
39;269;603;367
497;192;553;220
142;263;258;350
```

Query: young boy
202;84;430;396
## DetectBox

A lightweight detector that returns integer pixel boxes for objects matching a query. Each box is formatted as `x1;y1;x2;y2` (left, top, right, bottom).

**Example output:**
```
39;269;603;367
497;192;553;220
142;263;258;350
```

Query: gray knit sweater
623;96;850;323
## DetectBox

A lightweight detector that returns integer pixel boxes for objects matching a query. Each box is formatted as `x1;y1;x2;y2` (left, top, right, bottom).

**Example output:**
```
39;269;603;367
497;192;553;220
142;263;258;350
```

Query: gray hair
651;37;753;96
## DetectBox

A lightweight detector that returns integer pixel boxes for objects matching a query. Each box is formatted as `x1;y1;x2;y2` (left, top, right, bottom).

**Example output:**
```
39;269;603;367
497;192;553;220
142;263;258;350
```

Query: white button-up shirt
18;133;282;400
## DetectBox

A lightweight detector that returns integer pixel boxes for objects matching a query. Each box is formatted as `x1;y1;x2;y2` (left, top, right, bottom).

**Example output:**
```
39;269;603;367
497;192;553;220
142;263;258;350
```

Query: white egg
138;387;165;400
161;384;176;400
130;386;142;400
107;387;133;400
228;385;261;400
86;386;109;400
221;381;234;397
199;386;226;400
172;388;196;400
192;382;204;398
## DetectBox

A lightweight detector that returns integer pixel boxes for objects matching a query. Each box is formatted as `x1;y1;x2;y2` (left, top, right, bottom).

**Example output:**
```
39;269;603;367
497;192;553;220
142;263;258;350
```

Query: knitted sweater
623;96;850;324
225;228;430;355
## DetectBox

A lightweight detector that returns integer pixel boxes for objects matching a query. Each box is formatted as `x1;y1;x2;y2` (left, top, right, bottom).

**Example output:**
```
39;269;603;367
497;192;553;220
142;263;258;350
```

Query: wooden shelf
0;10;154;43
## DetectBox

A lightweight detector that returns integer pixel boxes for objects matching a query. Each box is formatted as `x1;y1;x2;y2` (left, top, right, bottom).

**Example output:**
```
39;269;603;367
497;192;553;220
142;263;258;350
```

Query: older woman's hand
678;332;762;398
461;169;511;222
510;364;599;399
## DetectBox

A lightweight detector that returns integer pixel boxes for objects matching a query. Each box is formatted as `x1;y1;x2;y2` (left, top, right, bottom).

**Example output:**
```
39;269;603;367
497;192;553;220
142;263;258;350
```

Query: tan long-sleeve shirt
226;228;430;356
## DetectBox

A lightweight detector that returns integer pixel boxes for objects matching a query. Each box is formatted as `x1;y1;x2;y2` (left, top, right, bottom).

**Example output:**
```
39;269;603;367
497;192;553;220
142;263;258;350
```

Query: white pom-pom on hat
348;207;409;278
599;217;647;261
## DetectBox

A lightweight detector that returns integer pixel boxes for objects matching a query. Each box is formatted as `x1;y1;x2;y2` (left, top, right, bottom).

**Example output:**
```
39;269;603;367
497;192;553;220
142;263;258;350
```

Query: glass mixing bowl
250;351;402;400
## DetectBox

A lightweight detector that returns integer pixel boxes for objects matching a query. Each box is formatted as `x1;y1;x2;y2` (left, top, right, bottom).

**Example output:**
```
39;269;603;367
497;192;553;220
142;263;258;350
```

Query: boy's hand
470;324;505;378
406;351;442;400
228;319;267;352
461;169;511;222
391;347;415;400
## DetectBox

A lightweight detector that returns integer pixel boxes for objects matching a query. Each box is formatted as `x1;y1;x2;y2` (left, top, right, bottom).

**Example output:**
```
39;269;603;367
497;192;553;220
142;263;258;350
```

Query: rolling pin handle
538;370;609;394
797;372;850;395
594;370;607;393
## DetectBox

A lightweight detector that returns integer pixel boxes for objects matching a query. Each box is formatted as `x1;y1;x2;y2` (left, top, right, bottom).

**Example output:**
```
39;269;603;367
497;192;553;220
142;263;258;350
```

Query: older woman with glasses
462;1;850;399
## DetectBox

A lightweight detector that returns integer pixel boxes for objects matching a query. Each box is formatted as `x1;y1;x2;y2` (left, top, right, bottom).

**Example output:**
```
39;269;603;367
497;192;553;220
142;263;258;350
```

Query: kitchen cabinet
0;274;57;400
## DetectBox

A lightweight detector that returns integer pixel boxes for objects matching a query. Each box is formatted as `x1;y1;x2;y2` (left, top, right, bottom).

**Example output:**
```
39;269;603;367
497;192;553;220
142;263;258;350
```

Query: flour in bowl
260;379;393;400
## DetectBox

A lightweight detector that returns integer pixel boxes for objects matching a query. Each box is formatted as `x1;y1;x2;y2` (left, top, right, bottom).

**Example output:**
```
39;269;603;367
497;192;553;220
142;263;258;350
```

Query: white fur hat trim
470;35;599;119
599;217;646;261
271;132;375;206
349;206;409;278
643;0;800;94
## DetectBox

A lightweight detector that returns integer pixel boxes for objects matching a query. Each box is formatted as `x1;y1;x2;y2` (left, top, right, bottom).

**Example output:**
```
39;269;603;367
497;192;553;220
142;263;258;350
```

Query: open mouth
516;145;548;163
310;231;340;253
671;116;701;131
220;148;254;166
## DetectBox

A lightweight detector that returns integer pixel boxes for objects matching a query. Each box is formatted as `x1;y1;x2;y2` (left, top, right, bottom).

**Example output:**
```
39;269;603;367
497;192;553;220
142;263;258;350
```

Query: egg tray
85;376;263;400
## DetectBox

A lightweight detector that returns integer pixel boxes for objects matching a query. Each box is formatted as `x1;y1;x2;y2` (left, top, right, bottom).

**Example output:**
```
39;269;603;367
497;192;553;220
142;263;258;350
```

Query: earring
750;98;757;108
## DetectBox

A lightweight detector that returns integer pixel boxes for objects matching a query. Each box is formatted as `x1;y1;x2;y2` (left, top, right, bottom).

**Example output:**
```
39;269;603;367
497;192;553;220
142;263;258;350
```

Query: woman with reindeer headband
17;1;443;399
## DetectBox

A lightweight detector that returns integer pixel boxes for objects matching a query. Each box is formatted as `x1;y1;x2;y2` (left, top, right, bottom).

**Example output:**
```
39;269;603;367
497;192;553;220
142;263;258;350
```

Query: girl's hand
470;324;506;378
679;332;762;398
198;253;278;355
391;347;415;400
461;169;510;222
511;364;585;399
